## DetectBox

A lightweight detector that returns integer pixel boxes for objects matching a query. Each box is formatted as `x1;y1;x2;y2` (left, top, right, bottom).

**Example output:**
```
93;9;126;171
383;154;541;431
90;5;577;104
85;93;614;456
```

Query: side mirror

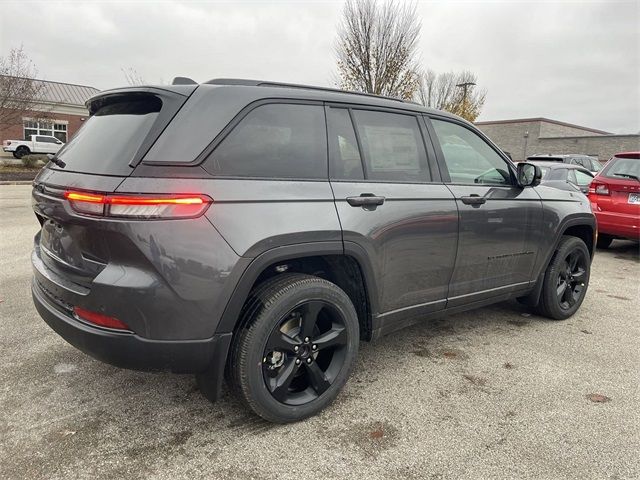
517;162;542;187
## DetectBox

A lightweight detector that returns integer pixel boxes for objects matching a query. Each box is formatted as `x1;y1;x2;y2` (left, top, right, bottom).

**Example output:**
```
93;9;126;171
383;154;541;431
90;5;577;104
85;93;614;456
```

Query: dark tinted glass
328;108;364;180
352;110;430;182
431;119;511;185
56;96;162;176
38;136;58;143
205;104;327;179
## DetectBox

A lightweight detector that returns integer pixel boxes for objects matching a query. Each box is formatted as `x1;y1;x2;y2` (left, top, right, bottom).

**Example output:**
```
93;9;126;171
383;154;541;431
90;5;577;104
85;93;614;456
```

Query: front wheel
536;236;591;320
227;273;359;423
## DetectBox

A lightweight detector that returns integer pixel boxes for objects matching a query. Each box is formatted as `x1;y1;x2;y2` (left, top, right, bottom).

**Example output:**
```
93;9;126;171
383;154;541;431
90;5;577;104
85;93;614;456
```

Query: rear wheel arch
216;243;378;342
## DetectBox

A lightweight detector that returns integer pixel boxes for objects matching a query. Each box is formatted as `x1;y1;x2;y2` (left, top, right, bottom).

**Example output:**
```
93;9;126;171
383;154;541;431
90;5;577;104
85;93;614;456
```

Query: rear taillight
73;306;130;331
64;191;212;219
588;181;609;196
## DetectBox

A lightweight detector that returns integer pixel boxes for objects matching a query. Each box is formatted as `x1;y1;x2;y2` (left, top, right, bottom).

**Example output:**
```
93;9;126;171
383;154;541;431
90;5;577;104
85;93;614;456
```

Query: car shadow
604;239;639;262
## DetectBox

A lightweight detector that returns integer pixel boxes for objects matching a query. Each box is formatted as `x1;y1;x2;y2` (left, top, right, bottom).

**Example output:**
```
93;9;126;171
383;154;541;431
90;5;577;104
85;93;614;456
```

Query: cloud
1;0;637;133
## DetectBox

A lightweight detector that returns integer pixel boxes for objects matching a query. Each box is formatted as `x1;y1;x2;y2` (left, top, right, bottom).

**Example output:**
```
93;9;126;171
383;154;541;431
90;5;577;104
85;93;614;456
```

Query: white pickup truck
2;135;65;159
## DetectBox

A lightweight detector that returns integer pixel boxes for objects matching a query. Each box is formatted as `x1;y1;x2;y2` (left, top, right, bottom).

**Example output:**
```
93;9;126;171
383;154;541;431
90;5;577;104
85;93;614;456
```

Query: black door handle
346;194;385;208
460;194;486;206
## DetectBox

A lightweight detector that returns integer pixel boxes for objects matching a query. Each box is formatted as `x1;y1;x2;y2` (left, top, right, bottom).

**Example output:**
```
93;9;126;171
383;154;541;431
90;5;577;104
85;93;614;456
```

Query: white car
2;135;65;159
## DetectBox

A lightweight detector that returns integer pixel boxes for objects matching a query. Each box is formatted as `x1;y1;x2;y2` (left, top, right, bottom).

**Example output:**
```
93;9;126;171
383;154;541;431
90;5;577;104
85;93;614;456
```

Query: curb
0;180;34;185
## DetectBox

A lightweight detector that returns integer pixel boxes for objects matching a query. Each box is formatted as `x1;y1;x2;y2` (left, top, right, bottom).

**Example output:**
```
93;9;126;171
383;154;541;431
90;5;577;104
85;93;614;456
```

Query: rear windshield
602;157;640;181
54;96;162;176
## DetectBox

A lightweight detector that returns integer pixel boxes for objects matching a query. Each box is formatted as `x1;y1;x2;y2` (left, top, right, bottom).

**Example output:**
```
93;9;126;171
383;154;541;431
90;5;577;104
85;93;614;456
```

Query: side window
567;169;578;185
205;103;327;179
575;170;593;186
352;110;431;182
571;157;585;167
430;118;512;185
327;108;364;180
40;136;57;143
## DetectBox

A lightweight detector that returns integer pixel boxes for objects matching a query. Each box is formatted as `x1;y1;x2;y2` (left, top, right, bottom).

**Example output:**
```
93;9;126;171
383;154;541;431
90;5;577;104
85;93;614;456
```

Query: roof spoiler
172;77;197;85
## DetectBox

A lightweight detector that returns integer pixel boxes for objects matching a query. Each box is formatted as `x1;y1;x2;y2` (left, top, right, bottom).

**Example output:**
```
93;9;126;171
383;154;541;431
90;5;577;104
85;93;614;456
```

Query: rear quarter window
203;103;327;179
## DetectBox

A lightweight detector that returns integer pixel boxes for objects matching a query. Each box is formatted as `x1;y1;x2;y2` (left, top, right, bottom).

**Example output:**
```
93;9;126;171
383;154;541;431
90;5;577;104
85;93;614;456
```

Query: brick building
475;117;640;162
0;76;99;157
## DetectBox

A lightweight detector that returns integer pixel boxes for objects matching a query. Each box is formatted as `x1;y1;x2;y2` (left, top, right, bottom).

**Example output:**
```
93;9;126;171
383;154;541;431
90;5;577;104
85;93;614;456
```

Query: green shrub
21;154;47;168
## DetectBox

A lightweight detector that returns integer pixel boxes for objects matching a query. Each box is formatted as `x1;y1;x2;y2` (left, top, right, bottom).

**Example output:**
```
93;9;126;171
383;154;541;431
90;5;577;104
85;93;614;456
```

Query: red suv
589;152;640;248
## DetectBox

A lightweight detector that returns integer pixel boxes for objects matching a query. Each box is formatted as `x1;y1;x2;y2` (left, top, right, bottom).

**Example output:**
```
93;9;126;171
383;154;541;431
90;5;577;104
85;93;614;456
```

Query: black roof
91;78;462;122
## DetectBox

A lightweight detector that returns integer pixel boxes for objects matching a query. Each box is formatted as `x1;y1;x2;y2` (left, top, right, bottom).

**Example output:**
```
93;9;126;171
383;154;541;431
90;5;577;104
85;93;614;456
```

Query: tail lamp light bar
64;190;212;219
588;181;609;196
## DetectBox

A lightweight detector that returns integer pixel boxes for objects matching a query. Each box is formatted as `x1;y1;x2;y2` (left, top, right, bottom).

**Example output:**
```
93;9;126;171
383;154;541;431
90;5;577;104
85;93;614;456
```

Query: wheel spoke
557;281;568;298
562;283;574;304
313;326;347;351
266;330;298;352
300;301;323;339
268;357;300;402
305;361;331;396
572;268;586;282
568;252;579;271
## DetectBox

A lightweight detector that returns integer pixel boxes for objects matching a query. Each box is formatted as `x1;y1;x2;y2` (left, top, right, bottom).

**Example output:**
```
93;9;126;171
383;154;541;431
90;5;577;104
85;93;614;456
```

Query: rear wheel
596;234;613;249
228;273;359;423
15;146;30;159
536;236;590;320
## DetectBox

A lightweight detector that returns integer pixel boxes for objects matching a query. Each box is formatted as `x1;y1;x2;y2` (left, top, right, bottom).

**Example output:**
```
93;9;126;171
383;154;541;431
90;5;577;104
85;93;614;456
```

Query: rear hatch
32;86;195;285
589;156;640;215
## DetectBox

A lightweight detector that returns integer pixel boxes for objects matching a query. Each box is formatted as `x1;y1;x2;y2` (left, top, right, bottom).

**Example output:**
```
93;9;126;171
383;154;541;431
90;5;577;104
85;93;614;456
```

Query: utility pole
456;81;476;119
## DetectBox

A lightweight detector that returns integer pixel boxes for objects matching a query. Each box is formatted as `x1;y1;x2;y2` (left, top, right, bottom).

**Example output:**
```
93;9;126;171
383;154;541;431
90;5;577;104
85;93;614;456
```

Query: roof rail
204;78;407;103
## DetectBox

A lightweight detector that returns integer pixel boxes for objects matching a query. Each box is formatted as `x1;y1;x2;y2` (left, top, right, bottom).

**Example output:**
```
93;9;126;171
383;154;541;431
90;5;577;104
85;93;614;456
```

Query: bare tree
121;67;146;86
416;69;486;122
0;46;47;128
335;0;421;100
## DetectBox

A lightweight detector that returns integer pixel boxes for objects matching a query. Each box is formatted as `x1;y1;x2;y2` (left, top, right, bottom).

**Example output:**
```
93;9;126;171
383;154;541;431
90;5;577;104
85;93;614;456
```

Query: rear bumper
594;210;640;240
32;278;232;375
2;146;15;152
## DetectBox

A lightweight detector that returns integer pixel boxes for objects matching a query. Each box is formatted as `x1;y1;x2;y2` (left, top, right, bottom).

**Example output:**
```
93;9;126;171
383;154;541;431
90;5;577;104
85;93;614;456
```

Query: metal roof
0;75;100;107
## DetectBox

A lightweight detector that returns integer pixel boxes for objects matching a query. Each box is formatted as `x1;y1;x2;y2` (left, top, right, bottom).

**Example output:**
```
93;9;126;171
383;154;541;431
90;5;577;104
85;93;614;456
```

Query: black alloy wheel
262;300;348;405
226;273;359;423
537;235;591;320
555;249;588;311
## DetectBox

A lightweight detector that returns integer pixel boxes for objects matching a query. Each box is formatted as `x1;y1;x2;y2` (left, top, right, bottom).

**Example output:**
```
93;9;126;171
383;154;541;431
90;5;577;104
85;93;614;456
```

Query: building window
23;120;68;142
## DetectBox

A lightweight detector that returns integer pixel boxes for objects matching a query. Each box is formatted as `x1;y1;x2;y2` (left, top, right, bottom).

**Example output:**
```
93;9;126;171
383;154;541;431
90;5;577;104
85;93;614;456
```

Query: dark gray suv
31;79;596;423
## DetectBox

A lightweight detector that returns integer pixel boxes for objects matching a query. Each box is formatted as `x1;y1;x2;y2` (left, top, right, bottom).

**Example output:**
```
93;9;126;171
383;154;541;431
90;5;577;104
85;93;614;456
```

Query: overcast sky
1;0;638;133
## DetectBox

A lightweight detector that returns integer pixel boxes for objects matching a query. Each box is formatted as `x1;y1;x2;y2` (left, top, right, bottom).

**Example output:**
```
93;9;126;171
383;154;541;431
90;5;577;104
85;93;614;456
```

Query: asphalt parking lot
1;184;638;480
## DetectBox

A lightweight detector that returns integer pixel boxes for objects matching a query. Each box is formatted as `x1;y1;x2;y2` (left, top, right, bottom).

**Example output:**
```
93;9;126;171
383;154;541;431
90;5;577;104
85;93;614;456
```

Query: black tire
227;273;359;423
596;234;614;249
536;236;590;320
15;146;30;159
12;152;19;159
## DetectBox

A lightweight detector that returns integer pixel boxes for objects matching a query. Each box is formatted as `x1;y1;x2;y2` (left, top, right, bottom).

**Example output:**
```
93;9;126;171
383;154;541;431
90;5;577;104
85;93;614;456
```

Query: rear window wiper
46;153;66;168
612;173;640;181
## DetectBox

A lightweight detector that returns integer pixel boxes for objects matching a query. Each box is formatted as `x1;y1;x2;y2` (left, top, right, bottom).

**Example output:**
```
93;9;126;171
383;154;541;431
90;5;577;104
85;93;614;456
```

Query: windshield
54;96;162;176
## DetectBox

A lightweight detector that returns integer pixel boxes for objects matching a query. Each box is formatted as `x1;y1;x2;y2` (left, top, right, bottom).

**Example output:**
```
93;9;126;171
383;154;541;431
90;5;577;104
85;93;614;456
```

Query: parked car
31;78;596;423
528;162;594;194
588;151;640;248
527;154;602;173
2;135;65;158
